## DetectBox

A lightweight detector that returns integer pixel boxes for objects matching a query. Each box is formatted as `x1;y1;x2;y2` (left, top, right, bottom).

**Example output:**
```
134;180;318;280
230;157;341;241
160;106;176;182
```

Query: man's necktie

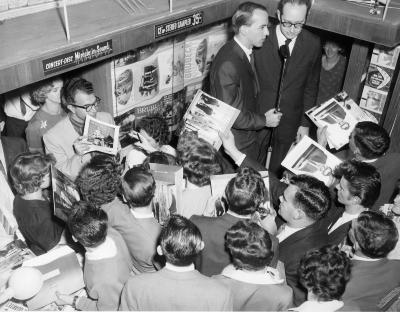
249;53;260;95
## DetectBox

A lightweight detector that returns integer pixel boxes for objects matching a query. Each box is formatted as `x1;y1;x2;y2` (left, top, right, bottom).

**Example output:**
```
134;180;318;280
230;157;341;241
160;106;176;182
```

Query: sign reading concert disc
42;40;113;75
154;12;203;39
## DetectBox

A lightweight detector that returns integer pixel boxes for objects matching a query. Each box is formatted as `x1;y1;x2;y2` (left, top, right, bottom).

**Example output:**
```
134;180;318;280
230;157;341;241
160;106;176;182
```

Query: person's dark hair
299;245;351;301
10;152;55;195
76;155;123;206
68;201;108;248
232;2;268;35
136;116;170;146
30;78;63;106
177;131;222;187
353;121;390;159
225;166;267;215
62;77;94;108
145;151;178;166
278;0;312;15
353;211;398;258
333;160;381;208
226;220;273;271
289;174;331;221
160;215;203;266
122;167;156;207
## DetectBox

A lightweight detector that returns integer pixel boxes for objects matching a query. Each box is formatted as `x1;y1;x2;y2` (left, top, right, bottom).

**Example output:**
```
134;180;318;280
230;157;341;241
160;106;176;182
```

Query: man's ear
0;121;5;133
276;10;281;22
67;104;75;114
156;245;163;256
351;195;362;206
293;207;304;220
199;241;205;251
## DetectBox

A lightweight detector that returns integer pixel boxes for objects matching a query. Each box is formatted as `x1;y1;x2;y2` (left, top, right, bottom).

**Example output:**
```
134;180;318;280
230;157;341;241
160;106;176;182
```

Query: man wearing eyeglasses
254;0;321;178
43;77;114;180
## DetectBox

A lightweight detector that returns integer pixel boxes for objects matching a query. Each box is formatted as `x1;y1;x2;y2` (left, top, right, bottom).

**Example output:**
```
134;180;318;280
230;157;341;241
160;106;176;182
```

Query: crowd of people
0;0;400;311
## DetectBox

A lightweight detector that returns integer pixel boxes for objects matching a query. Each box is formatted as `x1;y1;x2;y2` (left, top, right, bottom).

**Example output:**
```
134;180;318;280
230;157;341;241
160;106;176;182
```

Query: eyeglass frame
70;96;101;112
280;20;305;29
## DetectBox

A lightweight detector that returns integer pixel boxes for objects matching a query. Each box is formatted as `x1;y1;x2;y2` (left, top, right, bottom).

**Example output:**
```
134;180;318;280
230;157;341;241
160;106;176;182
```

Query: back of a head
299;245;351;301
353;211;398;258
10;152;55;195
177;131;222;187
76;154;122;206
146;151;178;166
333;160;381;208
225;220;273;271
278;0;312;14
353;121;390;159
289;174;331;221
225;166;267;216
62;77;94;108
136;116;170;146
68;201;108;248
232;2;268;35
122;167;156;208
160;215;203;266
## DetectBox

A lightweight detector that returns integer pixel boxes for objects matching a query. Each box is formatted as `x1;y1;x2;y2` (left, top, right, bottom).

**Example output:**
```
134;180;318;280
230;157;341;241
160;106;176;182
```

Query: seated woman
213;220;293;311
126;116;175;168
177;131;223;218
291;245;353;312
10;152;64;255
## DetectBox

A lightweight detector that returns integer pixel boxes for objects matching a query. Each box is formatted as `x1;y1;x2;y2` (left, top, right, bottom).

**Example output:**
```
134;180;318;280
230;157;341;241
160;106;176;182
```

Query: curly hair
136;116;170;146
353;122;390;159
75;155;123;206
225;166;267;215
30;78;63;106
68;201;108;248
10;152;55;195
353;211;398;258
225;220;273;271
177;131;222;187
289;175;331;221
333;160;381;208
299;245;351;301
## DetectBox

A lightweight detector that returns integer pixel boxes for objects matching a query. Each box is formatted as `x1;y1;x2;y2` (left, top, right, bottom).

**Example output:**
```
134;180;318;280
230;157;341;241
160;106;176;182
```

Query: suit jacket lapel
267;28;282;75
232;40;259;96
284;31;306;87
279;221;320;249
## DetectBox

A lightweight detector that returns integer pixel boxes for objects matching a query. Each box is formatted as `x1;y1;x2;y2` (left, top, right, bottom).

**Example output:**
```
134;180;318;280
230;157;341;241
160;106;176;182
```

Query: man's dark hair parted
225;220;274;271
160;215;203;266
62;77;94;107
353;121;390;159
232;2;268;35
333;160;381;208
278;0;312;15
289;174;331;221
122;167;156;208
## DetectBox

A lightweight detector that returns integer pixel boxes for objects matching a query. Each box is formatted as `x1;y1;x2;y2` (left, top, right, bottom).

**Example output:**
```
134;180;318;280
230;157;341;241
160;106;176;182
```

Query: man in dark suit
275;174;330;306
254;0;321;175
343;211;400;311
190;166;273;277
0;118;28;180
210;2;281;162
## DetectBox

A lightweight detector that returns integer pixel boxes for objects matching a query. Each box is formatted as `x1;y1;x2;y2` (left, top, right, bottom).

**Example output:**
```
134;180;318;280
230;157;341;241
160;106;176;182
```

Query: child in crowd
214;220;293;311
56;202;132;311
10;152;64;255
121;167;162;273
120;215;233;311
292;245;353;312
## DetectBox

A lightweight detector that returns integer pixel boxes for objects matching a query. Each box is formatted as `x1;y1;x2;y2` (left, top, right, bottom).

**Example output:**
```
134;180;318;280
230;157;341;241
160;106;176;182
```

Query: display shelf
0;0;399;94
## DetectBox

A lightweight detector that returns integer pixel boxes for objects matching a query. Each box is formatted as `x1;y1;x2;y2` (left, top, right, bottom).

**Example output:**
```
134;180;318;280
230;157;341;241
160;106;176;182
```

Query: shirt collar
352;254;382;262
361;158;378;163
234;36;252;61
276;26;297;52
165;262;195;272
131;209;154;219
221;264;284;285
227;210;251;219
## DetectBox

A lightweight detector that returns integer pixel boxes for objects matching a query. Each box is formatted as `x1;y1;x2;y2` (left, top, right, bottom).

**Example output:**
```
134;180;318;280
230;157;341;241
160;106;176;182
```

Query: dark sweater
13;195;64;255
